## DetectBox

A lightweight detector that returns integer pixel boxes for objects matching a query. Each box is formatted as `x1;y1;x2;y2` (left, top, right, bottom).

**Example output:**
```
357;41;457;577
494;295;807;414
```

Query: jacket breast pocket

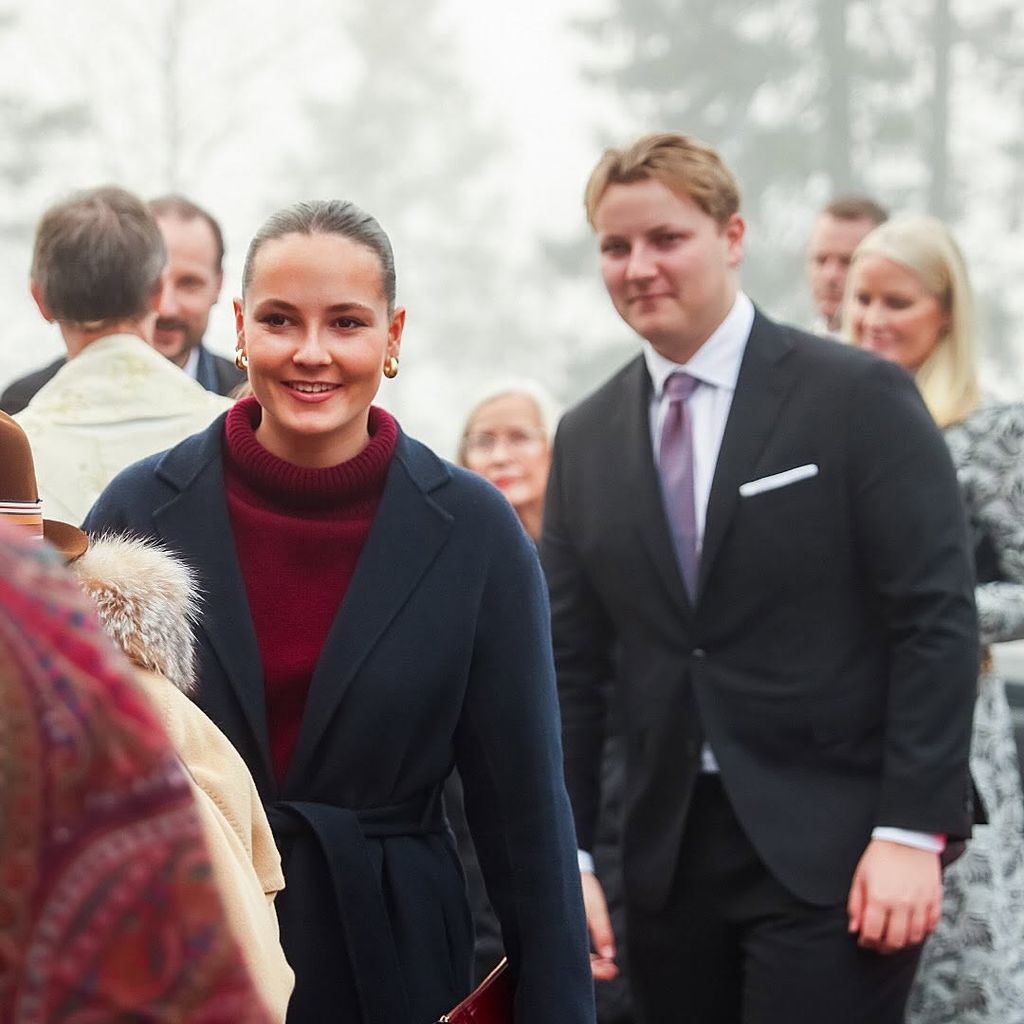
730;464;832;574
738;463;819;498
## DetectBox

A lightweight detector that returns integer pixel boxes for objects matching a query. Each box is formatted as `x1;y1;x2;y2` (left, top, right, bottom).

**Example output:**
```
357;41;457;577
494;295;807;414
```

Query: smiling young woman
83;200;593;1024
236;228;405;468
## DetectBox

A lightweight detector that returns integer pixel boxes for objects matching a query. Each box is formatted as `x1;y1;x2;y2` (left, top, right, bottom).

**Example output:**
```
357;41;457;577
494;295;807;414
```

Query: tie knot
664;372;699;402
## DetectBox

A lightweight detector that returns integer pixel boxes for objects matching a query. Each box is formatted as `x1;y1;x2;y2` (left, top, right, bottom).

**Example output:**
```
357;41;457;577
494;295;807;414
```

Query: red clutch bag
436;958;515;1023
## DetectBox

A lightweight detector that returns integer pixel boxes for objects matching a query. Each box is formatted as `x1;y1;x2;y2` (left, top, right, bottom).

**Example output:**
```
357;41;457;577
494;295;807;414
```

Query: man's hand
847;839;942;953
581;870;619;980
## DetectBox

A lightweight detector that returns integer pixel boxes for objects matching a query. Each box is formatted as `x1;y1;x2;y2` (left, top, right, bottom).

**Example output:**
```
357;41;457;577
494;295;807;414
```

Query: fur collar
73;534;198;693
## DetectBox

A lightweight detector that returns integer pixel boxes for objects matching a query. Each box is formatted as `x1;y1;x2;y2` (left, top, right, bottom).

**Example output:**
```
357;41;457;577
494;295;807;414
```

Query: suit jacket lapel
285;435;454;788
194;345;216;393
151;430;273;785
699;312;797;592
617;357;693;620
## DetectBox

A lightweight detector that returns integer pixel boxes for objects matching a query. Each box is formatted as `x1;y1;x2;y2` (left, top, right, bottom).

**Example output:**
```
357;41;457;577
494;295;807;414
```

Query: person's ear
30;280;53;322
387;306;406;361
723;214;746;270
233;297;246;353
148;276;165;314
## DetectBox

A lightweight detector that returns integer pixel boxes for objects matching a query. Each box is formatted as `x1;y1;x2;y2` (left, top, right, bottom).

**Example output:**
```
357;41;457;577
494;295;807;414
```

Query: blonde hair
843;215;979;428
456;379;559;467
584;132;741;228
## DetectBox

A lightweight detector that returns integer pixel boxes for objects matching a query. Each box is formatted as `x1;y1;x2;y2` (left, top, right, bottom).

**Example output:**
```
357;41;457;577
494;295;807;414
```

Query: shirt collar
643;291;754;399
183;346;201;380
812;314;840;340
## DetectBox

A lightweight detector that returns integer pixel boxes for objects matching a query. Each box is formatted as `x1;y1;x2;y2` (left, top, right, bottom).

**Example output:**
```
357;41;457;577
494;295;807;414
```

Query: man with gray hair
1;193;242;413
16;186;230;523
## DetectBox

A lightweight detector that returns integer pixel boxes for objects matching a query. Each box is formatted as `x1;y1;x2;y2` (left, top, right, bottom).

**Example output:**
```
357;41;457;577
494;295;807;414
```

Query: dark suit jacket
0;345;243;414
0;357;64;414
542;311;978;912
195;344;245;396
84;417;593;1024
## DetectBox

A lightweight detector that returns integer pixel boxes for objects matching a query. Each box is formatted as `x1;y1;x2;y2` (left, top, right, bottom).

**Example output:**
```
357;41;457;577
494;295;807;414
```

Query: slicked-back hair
584;132;741;227
822;195;888;226
31;186;166;326
242;200;397;313
148;193;225;271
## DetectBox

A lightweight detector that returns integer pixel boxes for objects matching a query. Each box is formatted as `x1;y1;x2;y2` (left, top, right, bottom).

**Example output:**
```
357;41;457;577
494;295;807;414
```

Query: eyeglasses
463;428;547;457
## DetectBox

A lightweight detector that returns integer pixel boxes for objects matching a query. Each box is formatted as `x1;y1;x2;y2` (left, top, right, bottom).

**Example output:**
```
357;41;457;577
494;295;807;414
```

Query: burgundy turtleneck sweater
223;396;398;784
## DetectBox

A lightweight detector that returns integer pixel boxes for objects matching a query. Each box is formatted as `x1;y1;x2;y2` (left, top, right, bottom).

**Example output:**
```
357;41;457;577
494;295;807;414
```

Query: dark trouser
626;775;922;1024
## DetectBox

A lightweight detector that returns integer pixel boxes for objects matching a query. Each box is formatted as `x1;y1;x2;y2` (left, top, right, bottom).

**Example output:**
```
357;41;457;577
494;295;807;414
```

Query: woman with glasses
454;382;636;1023
457;383;556;542
84;200;593;1024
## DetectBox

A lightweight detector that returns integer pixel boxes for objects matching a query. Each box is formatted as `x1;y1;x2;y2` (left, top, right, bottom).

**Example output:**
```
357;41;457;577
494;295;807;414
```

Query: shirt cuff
871;827;946;854
578;850;595;873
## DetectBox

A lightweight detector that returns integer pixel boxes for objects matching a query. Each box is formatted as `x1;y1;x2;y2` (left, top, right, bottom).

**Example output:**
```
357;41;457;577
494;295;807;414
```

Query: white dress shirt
646;292;751;775
183;345;201;381
645;292;753;547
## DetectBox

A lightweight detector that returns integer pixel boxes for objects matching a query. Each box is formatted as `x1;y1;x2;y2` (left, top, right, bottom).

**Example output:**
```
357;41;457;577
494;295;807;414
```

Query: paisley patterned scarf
0;525;269;1023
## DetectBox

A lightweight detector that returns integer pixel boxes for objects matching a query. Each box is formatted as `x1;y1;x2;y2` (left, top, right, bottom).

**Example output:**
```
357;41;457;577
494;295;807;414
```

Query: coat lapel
151;428;273;784
194;345;216;393
285;435;454;788
616;357;693;621
698;312;797;592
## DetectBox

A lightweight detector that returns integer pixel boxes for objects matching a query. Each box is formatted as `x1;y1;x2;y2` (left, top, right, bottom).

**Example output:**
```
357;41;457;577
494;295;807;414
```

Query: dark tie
658;372;701;598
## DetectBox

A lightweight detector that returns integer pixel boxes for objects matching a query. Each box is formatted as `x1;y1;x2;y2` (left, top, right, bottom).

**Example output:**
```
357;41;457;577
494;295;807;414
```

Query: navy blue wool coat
84;415;594;1024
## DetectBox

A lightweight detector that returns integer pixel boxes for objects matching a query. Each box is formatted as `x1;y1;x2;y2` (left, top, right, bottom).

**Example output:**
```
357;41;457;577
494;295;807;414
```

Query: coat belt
267;787;446;1024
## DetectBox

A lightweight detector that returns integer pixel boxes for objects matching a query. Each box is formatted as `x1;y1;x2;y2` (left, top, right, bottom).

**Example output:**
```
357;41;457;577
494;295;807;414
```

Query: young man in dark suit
541;132;978;1023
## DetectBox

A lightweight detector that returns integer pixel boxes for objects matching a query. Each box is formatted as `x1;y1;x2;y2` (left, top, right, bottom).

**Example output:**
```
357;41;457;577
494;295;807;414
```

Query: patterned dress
907;402;1024;1023
0;526;269;1023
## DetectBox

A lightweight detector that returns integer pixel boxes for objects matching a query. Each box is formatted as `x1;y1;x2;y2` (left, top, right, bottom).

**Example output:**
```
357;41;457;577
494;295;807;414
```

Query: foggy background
2;0;1022;455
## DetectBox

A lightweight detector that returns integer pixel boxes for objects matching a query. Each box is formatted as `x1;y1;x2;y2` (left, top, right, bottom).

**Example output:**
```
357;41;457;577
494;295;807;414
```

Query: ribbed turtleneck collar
223;396;398;511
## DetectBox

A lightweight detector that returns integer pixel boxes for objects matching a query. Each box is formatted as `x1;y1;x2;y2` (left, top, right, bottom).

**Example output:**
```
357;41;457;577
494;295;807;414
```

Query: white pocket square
739;463;819;497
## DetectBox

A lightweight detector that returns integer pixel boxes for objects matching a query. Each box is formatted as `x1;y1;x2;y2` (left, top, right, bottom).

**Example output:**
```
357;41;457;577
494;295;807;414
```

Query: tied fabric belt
267;788;446;1024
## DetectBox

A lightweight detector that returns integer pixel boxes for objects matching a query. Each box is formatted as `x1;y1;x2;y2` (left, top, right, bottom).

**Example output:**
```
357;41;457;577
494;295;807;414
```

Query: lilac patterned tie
658;372;701;598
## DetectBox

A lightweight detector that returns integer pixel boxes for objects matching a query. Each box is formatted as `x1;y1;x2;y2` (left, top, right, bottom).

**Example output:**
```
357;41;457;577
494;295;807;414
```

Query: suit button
692;648;706;659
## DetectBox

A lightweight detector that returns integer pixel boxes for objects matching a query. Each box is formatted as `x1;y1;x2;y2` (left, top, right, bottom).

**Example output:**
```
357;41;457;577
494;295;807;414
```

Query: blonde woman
844;214;1024;1023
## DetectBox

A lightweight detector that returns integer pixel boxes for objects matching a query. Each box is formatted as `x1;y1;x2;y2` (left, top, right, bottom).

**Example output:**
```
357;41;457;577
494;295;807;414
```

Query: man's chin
152;335;190;366
630;315;684;350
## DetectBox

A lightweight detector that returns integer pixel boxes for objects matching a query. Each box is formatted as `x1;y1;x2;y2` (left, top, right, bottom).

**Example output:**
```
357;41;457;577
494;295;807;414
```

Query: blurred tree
928;0;952;219
951;0;1024;379
571;0;833;318
818;0;853;192
293;0;558;443
569;0;1024;366
0;6;88;243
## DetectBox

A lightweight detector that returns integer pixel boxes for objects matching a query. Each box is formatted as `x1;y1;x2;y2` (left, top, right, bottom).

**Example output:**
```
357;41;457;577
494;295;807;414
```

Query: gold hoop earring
383;355;399;379
234;348;249;371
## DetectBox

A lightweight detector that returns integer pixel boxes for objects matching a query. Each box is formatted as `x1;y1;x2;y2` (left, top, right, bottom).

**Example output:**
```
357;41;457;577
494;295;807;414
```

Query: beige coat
16;333;231;524
134;670;294;1022
72;536;293;1021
